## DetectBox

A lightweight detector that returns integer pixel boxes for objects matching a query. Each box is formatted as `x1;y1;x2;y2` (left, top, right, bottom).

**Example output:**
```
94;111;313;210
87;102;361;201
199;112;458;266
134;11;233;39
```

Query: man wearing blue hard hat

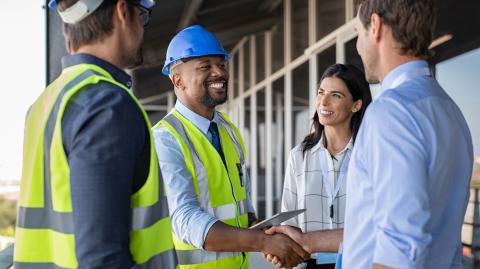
153;25;309;269
14;0;177;268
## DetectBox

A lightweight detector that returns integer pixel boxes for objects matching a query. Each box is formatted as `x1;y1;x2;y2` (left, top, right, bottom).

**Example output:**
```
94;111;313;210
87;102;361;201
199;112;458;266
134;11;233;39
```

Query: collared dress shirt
282;134;352;232
343;60;473;269
282;135;352;269
153;101;255;249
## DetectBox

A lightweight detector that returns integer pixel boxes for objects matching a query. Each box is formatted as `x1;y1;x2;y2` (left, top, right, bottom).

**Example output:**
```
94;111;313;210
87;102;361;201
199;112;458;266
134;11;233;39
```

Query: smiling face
316;76;362;128
172;55;229;110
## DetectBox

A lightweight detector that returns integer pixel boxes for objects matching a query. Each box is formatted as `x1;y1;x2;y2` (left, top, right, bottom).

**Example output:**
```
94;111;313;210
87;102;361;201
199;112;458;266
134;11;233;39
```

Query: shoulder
69;81;138;111
62;82;146;149
152;119;185;159
289;144;304;158
152;122;176;141
287;144;306;169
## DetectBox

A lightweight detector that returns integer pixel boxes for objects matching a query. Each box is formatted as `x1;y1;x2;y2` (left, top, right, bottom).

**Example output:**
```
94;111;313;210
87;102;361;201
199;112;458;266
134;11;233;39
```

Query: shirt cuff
373;229;427;269
246;199;256;214
199;218;220;250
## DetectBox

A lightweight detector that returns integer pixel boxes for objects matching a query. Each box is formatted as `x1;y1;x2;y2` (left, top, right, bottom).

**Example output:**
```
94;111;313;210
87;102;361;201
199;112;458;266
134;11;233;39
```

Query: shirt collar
310;132;353;154
175;100;221;135
381;60;429;92
61;53;133;89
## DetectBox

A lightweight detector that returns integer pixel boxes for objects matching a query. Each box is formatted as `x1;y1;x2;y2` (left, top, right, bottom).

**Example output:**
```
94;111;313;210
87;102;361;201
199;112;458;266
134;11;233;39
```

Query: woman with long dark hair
281;63;372;269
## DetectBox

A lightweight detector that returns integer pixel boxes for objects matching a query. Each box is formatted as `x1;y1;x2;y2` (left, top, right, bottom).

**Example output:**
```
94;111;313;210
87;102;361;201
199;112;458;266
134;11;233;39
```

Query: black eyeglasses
133;4;151;27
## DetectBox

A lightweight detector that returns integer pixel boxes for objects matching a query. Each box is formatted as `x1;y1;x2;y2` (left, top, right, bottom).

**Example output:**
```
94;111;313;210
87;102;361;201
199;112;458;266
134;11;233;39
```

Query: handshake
260;225;312;268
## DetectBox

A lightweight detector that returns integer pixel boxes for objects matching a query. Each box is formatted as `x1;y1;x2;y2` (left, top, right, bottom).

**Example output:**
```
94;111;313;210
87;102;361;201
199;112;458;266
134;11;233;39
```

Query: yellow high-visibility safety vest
14;63;178;269
156;110;250;269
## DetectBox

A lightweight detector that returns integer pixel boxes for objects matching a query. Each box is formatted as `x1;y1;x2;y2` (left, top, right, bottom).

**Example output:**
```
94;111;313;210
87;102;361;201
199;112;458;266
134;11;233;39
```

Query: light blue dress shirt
343;60;473;269
153;101;255;249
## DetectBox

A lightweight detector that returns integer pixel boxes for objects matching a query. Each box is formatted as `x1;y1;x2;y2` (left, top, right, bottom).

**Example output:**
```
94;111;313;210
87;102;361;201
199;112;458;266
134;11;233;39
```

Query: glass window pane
244;96;251;167
256;33;266;83
272;6;284;73
345;37;363;71
316;0;345;41
256;88;266;219
243;41;251;91
292;62;310;145
292;0;309;59
273;78;285;213
317;45;336;80
233;54;239;98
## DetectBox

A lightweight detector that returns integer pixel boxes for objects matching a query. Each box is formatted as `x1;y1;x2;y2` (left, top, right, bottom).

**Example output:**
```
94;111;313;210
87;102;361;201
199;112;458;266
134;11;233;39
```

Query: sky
0;1;45;182
437;48;480;162
0;2;478;183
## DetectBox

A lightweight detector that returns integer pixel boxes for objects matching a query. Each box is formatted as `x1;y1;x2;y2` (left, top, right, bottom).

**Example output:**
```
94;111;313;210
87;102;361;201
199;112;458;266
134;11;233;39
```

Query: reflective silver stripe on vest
135;248;178;269
14;250;178;269
14;262;69;269
237;199;248;216
217;114;245;164
208;199;249;221
163;113;209;207
16;207;74;234
131;195;170;231
176;249;241;265
131;163;171;231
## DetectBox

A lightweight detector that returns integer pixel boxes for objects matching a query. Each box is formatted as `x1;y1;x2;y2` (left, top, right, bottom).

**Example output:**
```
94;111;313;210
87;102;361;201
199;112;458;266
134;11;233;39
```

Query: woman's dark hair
301;63;372;156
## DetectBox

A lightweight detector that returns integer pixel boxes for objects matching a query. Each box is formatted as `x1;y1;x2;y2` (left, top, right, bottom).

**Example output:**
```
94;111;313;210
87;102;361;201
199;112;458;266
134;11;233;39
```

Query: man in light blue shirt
343;0;474;268
263;1;473;268
153;25;309;268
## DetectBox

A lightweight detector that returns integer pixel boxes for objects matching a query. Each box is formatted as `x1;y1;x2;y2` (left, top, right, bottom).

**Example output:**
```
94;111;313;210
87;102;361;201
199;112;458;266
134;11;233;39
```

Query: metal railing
463;187;480;268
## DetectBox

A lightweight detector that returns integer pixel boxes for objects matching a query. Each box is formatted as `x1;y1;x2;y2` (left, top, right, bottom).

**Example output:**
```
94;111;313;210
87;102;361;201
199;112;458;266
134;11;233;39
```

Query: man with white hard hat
13;0;177;268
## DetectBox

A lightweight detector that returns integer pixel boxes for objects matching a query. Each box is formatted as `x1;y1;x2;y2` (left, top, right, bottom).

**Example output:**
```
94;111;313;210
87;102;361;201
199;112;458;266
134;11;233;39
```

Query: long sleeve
153;126;218;249
281;148;299;228
62;84;147;268
367;99;432;269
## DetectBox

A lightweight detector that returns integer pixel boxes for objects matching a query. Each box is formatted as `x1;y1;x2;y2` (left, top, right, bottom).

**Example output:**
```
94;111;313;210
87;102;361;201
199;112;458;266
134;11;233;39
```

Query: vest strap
136;248;178;269
131;195;170;231
176;248;241;265
16;207;73;234
14;262;69;269
208;199;248;221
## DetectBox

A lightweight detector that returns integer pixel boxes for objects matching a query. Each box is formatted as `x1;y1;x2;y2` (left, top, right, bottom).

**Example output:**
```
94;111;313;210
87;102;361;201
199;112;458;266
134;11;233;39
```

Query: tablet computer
249;209;306;230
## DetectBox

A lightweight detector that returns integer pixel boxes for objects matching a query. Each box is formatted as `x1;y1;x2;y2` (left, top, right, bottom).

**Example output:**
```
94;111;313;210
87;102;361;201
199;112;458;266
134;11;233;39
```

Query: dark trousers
305;259;336;269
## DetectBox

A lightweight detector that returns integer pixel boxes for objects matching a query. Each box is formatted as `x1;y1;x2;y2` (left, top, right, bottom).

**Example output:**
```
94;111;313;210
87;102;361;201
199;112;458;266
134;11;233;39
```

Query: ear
369;13;383;42
171;73;185;91
113;0;130;28
352;99;363;113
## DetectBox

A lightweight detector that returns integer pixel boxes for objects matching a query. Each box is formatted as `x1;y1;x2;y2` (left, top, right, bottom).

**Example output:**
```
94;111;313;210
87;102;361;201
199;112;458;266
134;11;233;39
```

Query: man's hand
263;225;309;268
261;232;310;268
265;225;309;252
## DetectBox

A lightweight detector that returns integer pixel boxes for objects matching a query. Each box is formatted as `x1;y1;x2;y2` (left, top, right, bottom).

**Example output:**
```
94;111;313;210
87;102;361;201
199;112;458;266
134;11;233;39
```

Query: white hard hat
48;0;155;24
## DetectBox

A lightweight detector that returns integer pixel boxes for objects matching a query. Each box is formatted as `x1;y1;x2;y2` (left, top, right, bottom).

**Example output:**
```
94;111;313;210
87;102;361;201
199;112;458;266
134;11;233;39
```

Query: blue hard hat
162;25;231;75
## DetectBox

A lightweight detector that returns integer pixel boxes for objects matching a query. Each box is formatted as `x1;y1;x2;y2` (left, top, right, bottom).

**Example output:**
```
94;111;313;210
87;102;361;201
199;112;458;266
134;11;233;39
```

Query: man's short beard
126;45;144;69
201;85;228;108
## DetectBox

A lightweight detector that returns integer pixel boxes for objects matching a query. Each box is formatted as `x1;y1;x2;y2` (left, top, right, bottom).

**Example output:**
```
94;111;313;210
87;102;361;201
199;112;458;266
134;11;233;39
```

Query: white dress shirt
281;134;353;232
